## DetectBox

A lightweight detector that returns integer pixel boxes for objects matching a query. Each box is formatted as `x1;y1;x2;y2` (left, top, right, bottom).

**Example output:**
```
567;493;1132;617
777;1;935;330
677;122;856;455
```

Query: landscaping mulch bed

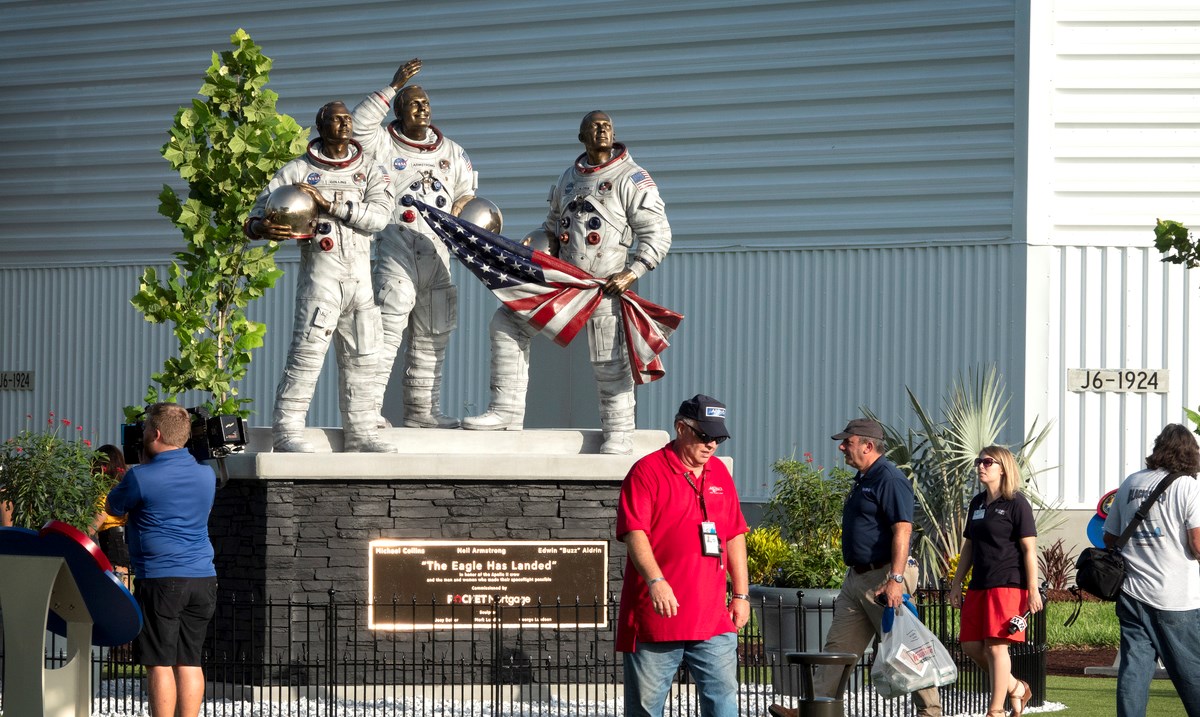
1045;588;1102;603
1045;647;1118;677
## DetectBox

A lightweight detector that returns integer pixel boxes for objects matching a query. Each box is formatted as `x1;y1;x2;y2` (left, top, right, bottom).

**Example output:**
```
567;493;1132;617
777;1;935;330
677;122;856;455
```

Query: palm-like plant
868;365;1057;582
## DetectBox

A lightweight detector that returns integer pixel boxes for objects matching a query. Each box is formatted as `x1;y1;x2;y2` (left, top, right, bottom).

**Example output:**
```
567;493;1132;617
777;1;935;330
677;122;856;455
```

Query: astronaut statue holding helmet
463;111;672;455
245;100;396;453
353;58;481;429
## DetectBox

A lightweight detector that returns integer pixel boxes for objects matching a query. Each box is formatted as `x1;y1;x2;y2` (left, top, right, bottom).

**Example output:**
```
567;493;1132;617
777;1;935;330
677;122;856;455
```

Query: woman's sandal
1009;678;1033;716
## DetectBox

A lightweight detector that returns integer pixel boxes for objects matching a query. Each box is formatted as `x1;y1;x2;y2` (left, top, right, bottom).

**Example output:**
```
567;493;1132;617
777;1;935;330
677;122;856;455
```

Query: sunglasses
974;457;1000;468
686;423;728;445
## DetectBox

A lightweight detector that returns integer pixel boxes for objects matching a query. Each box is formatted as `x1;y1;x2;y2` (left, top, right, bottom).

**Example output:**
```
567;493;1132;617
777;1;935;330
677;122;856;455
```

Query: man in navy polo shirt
769;418;941;717
107;403;217;717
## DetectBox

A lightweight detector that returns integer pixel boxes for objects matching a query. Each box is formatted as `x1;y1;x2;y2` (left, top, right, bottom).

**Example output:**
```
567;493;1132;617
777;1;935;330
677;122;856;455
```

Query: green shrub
747;455;853;588
745;526;791;586
1;413;105;532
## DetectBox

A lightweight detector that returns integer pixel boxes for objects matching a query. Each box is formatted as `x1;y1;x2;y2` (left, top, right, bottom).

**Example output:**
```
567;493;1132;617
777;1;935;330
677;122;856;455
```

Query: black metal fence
5;586;1046;716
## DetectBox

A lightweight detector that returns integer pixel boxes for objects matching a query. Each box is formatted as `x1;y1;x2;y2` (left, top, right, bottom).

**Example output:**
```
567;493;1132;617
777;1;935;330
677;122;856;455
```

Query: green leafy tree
1153;219;1200;434
1154;219;1199;269
128;29;308;419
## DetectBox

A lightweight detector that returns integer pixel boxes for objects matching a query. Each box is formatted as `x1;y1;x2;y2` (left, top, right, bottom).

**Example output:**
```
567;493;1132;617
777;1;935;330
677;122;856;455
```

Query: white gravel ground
75;680;1067;717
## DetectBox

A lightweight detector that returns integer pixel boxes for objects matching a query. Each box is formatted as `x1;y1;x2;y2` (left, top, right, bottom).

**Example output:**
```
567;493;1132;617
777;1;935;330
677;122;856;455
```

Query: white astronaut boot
371;319;405;430
462;384;528;430
402;332;460;428
272;371;317;453
595;359;636;455
273;410;315;453
340;354;397;452
404;380;460;428
343;412;398;452
462;309;531;431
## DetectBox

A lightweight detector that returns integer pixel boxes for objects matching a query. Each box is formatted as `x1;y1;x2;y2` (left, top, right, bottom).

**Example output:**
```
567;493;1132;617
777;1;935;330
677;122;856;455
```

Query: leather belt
851;560;889;574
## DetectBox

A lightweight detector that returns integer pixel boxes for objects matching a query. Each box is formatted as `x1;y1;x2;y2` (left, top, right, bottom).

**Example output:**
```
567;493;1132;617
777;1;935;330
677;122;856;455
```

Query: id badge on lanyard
685;471;722;560
700;521;721;557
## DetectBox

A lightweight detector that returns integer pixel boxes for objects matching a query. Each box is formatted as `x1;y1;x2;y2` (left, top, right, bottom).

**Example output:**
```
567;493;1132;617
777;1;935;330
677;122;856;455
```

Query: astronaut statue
463;111;672;454
353;58;476;429
246;101;396;453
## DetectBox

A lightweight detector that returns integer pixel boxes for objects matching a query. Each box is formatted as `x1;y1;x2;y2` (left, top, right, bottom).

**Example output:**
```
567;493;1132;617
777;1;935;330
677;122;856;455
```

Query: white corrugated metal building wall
1;0;1195;510
1022;1;1200;510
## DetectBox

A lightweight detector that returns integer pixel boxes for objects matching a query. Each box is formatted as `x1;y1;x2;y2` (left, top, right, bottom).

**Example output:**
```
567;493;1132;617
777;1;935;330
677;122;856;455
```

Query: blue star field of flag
416;201;542;290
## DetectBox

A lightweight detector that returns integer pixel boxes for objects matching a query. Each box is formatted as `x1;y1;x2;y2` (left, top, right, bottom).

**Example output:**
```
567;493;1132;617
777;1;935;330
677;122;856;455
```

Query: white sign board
1067;369;1168;393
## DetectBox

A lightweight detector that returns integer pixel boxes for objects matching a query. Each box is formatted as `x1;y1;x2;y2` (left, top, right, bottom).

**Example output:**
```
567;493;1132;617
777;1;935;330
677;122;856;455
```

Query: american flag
416;201;682;384
630;170;656;191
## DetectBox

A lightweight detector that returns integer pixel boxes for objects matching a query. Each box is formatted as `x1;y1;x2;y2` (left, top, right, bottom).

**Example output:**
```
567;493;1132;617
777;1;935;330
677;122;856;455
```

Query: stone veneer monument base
210;426;683;603
207;426;734;678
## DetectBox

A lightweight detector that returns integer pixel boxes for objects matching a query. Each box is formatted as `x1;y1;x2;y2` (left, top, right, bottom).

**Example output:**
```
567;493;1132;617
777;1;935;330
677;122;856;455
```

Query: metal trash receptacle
781;651;859;717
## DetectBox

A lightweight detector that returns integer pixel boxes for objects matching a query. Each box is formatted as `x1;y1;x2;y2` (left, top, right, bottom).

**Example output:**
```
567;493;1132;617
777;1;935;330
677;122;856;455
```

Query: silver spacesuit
250;138;395;453
463;142;671;453
353;85;476;428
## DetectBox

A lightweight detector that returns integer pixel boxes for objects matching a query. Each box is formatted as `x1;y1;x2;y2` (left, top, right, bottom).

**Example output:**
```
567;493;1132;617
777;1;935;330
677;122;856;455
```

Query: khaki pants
814;563;942;716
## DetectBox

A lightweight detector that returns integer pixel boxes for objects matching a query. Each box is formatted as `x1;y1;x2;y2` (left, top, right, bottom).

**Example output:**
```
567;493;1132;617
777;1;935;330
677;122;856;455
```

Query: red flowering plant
0;412;106;532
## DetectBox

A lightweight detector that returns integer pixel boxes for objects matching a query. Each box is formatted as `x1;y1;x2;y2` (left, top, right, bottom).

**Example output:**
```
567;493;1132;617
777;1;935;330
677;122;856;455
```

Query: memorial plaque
368;540;608;630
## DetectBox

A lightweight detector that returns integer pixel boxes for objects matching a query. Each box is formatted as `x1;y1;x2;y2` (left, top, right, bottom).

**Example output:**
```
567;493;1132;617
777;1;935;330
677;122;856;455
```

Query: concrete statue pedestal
222;426;676;481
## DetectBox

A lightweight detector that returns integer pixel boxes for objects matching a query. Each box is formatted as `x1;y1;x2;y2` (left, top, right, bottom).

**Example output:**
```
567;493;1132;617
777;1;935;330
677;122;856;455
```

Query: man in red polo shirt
616;394;749;717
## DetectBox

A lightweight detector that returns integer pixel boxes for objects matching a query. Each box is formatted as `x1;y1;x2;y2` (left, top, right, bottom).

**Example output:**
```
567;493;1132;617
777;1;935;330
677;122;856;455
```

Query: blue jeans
623;632;738;717
1116;592;1200;717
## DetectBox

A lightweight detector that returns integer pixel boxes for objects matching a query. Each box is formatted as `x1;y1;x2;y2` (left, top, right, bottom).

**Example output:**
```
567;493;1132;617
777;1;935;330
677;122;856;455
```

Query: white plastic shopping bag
870;595;958;698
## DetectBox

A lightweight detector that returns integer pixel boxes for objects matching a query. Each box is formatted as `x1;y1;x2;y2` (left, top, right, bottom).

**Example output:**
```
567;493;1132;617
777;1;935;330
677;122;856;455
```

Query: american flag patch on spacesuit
461;149;473;172
630;170;656;190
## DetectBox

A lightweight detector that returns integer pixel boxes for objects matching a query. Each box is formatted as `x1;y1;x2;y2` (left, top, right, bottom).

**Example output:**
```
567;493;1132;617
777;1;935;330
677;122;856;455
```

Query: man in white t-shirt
1103;423;1200;717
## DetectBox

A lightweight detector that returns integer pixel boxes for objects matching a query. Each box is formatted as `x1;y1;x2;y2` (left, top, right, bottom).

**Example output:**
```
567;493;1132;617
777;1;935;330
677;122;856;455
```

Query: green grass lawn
1045;600;1120;647
1048;675;1189;715
1040;601;1193;714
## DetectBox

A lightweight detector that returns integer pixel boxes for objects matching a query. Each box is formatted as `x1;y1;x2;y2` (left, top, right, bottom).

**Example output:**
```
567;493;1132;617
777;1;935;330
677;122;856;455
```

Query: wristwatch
886;572;904;584
730;592;750;601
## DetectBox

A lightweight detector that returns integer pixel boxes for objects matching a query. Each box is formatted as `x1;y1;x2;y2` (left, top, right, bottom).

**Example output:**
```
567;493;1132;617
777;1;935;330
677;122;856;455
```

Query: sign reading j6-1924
367;540;608;631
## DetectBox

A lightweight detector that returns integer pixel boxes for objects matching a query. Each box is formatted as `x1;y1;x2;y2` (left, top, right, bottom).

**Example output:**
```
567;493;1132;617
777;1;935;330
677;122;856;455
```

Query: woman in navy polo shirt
948;445;1042;717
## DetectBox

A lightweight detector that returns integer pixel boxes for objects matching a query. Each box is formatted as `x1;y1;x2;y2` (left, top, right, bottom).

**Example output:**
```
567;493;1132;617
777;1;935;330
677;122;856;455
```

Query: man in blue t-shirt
107;403;217;717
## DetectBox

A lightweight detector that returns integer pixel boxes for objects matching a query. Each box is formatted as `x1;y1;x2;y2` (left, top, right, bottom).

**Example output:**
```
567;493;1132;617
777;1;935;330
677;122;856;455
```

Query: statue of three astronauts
246;59;672;455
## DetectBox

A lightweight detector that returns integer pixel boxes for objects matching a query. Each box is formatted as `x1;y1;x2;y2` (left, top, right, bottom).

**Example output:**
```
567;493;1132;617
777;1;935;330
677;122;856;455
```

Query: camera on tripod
122;406;248;464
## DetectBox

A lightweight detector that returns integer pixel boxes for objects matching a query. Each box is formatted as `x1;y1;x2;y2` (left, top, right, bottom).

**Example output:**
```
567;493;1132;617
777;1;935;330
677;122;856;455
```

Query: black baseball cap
677;394;731;440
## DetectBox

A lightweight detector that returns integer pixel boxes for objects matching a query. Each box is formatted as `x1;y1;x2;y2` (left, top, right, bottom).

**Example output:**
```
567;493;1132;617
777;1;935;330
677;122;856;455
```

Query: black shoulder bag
1074;471;1183;601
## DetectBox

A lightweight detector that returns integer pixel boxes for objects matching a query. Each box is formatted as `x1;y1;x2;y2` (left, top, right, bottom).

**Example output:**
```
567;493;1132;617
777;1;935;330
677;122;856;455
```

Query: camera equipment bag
1075;471;1183;601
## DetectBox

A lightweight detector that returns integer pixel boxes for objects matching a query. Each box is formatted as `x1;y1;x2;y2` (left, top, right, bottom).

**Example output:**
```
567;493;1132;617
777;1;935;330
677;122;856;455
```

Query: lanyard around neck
683;470;708;521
